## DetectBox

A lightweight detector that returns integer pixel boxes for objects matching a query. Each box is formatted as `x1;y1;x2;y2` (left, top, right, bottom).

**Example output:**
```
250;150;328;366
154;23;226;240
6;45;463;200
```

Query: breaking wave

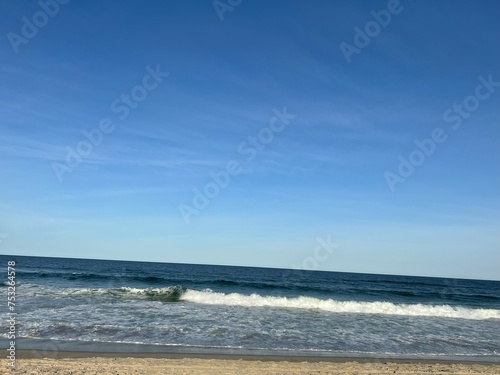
29;284;500;320
117;286;186;302
119;286;500;320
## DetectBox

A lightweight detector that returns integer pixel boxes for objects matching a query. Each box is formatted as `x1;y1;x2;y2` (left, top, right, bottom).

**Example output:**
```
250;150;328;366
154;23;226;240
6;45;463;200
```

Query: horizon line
2;253;499;282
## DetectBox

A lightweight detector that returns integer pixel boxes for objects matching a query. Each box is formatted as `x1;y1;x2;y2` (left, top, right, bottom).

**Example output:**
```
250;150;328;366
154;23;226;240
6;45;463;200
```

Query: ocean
1;255;499;361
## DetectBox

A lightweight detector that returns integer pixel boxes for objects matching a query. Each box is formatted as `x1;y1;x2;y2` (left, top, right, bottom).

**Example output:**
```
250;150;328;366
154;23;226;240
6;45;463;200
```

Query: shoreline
15;349;500;365
7;338;499;365
5;352;500;375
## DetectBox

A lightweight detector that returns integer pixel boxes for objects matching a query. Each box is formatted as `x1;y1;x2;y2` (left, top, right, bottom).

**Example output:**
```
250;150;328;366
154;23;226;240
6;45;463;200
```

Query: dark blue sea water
1;255;499;360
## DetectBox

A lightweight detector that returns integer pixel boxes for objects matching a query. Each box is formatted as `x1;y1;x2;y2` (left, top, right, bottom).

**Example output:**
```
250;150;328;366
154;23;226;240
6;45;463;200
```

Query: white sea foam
31;285;500;321
181;289;500;320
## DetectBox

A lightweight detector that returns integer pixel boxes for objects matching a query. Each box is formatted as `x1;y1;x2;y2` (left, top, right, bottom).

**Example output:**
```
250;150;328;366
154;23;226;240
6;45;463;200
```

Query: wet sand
3;351;499;374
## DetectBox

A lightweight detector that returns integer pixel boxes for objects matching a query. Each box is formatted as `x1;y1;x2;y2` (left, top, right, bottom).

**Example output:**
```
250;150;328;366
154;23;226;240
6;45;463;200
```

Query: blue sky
1;0;499;280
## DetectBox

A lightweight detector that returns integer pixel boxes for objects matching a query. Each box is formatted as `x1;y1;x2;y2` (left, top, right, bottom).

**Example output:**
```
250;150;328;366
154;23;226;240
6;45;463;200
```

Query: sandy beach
4;352;500;374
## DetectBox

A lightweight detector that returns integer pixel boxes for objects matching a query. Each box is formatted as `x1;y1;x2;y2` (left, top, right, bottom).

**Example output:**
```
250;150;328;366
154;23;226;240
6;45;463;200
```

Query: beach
4;352;500;374
2;256;499;373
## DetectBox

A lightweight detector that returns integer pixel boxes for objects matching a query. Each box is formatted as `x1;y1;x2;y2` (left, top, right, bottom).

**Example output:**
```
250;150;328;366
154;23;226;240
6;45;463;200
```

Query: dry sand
2;356;499;375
